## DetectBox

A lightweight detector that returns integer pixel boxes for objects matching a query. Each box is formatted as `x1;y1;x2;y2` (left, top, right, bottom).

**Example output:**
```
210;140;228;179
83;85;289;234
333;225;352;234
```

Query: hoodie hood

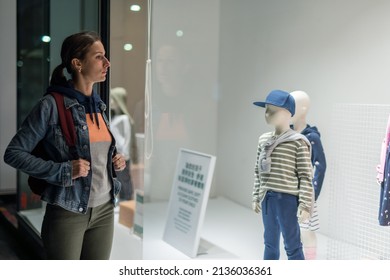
301;124;320;138
46;82;103;128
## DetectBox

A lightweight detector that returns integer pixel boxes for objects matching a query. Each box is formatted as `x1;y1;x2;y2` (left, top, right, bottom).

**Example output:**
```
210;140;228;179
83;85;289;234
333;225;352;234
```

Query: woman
4;31;126;260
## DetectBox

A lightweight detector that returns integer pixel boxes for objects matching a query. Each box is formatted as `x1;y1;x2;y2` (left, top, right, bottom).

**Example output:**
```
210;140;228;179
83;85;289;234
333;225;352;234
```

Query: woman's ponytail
50;63;67;86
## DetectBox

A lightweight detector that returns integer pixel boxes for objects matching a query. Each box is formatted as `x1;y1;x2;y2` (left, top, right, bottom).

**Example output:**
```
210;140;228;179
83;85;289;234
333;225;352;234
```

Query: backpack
28;92;77;196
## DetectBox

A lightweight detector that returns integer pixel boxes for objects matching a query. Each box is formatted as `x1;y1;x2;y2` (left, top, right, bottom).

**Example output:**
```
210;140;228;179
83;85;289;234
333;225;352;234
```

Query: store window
17;0;50;211
143;0;390;261
16;0;100;212
15;0;105;258
142;0;219;259
109;0;147;248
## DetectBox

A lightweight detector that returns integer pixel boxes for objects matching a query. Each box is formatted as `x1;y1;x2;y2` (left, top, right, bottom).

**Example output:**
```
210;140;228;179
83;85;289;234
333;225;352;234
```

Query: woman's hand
72;159;91;179
112;153;126;172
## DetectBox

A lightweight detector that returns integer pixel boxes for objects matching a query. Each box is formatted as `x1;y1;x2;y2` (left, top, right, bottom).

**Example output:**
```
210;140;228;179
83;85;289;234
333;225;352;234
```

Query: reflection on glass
109;0;147;207
146;17;218;201
110;87;137;200
17;0;50;210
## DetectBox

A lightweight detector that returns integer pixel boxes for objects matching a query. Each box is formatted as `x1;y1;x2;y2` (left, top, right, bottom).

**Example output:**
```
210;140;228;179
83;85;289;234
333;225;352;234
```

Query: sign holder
163;148;216;258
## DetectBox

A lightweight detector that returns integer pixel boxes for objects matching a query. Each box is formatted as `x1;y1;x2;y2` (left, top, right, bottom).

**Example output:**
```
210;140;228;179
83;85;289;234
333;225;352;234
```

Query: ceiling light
176;30;184;37
130;4;141;12
124;43;133;51
41;35;51;43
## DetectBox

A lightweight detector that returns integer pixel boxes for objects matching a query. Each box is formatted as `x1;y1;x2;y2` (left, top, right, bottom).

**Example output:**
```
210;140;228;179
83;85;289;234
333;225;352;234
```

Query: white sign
163;148;216;258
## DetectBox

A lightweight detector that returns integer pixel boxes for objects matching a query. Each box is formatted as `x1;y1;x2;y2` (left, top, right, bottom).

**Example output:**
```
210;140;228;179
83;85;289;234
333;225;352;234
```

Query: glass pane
109;0;147;203
16;0;99;211
49;0;99;77
145;0;219;202
17;0;50;210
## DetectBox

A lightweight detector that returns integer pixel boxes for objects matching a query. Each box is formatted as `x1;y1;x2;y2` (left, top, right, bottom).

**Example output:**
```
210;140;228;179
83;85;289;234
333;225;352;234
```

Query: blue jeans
261;191;304;260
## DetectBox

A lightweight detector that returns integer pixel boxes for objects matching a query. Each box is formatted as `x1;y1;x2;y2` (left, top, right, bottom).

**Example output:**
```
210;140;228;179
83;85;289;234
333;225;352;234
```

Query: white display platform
19;206;142;260
111;208;142;260
144;196;330;260
18;197;376;260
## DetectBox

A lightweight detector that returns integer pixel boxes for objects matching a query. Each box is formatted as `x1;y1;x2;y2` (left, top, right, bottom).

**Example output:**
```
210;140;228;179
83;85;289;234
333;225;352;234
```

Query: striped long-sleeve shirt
253;131;314;213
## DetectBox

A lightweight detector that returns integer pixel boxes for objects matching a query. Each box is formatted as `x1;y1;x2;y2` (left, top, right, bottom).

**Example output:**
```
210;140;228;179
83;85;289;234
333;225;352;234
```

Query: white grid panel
327;104;390;259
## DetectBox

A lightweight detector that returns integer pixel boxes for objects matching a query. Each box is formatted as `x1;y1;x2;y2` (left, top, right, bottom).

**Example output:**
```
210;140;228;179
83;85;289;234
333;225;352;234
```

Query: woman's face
80;41;110;83
156;45;185;97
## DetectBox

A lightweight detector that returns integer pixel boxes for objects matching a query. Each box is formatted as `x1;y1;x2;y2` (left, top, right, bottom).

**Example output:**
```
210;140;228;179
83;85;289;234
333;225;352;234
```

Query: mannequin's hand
297;209;310;223
252;202;261;214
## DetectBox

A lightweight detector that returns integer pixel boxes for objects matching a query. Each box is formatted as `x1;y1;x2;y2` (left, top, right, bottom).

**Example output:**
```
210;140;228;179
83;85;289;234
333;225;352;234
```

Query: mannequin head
254;89;295;135
265;104;292;128
110;87;130;116
290;90;310;124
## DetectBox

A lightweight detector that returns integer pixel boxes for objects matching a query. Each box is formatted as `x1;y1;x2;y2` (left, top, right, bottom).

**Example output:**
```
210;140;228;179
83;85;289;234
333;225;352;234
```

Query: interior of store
144;0;390;260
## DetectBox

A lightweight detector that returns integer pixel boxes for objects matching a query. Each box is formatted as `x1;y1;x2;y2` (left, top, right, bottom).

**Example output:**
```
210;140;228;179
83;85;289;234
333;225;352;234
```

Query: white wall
217;0;390;235
0;0;17;194
146;0;390;211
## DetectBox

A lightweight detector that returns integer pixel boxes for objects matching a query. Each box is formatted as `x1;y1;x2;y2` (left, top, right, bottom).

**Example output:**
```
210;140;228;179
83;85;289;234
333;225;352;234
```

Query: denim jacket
4;94;121;214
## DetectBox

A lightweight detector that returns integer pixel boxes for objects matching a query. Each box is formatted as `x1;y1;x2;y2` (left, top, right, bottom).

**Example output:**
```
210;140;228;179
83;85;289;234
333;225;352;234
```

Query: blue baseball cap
253;89;295;116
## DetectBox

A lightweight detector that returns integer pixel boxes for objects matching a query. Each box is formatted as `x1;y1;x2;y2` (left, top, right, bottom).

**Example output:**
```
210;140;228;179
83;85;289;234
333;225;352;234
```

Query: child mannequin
290;90;327;260
252;89;314;260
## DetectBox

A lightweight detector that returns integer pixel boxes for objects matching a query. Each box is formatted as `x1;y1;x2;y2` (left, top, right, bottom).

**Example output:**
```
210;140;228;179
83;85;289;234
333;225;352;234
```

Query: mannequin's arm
310;133;327;200
252;201;261;213
297;208;310;223
377;114;390;184
252;139;265;213
296;141;314;215
377;137;388;184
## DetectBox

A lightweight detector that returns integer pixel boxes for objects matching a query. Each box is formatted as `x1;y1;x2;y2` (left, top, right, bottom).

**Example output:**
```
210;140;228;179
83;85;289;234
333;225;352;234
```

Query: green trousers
41;201;114;260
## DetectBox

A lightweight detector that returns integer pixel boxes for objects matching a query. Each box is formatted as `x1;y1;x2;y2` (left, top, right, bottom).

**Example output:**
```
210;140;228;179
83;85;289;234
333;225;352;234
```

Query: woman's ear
71;58;82;73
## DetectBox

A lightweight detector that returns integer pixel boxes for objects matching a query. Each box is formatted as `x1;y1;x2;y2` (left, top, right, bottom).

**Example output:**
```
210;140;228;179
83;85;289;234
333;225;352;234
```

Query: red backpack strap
51;92;77;148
